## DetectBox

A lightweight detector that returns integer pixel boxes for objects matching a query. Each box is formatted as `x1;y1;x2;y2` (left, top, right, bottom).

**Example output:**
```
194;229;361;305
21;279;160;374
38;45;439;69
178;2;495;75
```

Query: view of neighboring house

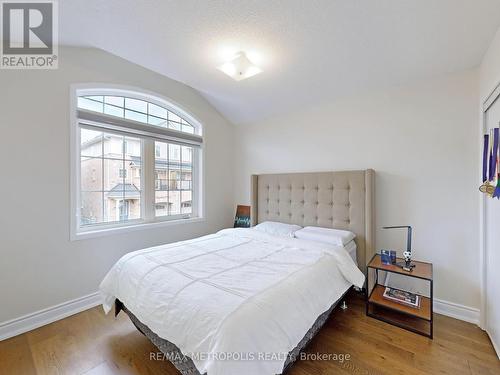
80;131;192;225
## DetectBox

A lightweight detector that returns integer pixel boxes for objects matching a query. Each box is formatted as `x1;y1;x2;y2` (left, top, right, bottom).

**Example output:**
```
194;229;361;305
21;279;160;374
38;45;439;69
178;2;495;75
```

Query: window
72;87;203;239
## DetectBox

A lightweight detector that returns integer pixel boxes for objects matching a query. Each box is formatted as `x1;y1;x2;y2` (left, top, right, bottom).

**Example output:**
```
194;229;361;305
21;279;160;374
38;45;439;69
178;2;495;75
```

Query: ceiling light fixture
217;51;262;81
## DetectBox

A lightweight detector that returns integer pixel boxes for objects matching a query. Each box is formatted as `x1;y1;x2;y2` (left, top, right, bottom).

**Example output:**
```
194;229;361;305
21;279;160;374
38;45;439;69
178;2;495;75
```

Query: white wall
479;27;500;356
480;27;500;99
0;47;235;323
233;70;480;310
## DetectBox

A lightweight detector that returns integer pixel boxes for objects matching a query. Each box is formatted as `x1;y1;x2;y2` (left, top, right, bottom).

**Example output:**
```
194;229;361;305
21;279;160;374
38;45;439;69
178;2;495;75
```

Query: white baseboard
434;298;480;325
0;292;101;341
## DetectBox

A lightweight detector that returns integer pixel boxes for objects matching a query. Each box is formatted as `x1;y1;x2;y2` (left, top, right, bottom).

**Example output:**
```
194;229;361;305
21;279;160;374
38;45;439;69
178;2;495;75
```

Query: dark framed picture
234;205;251;228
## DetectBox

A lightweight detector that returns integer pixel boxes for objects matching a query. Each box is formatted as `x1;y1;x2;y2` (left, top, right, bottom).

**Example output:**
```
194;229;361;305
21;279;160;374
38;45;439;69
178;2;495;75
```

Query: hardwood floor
0;291;498;375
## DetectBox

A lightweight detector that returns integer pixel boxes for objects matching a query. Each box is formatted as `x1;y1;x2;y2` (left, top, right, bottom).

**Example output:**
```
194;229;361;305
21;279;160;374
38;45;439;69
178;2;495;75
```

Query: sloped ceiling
60;0;500;124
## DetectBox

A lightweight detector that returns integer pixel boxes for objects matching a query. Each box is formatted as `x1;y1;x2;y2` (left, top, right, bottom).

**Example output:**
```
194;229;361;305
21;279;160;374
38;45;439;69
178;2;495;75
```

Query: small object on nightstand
399;250;416;272
380;249;397;265
340;301;347;310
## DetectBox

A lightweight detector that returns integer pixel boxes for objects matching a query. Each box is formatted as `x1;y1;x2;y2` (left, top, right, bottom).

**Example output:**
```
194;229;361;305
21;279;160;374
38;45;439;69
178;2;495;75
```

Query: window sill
70;217;205;241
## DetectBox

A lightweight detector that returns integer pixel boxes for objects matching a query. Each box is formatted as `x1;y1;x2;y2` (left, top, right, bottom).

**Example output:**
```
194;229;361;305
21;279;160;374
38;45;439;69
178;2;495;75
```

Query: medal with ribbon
494;128;500;198
480;130;495;195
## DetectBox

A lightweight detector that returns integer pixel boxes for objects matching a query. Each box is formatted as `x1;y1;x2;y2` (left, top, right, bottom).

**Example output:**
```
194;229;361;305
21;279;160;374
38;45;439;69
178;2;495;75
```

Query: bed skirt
116;288;350;375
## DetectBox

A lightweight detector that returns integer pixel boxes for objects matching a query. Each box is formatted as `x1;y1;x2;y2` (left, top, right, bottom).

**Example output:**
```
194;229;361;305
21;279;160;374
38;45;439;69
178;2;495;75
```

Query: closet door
483;97;500;357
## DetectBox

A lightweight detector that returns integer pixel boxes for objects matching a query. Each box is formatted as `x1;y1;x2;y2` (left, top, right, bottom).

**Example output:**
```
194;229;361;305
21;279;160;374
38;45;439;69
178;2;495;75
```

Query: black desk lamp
383;226;415;271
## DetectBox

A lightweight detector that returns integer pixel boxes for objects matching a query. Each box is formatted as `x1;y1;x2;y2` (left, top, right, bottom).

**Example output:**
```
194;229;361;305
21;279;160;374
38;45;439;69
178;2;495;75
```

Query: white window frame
70;84;205;241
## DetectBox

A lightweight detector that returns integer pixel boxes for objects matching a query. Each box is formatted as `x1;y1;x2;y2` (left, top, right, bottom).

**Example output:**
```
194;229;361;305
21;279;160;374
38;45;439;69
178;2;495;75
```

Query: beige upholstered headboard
250;170;375;274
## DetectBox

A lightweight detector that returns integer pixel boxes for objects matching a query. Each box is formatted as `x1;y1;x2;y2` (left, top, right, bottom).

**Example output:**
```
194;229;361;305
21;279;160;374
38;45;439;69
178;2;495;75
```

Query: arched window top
77;89;201;136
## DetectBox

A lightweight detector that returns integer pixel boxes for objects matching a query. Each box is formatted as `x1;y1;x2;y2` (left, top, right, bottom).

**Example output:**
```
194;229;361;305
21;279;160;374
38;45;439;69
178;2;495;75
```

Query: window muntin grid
77;95;196;135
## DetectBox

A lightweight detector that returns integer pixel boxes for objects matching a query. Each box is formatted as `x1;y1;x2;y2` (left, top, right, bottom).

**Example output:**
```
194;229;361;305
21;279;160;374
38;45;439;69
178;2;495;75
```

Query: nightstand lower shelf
368;284;431;320
367;284;432;338
367;303;432;337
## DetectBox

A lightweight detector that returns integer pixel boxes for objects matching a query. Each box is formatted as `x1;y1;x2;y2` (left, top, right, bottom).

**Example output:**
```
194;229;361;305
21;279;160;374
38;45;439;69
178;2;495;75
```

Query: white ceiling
60;0;500;125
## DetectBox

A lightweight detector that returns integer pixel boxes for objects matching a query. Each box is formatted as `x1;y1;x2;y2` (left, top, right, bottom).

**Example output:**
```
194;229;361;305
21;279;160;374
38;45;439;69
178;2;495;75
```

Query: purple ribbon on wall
490;128;499;182
483;133;489;182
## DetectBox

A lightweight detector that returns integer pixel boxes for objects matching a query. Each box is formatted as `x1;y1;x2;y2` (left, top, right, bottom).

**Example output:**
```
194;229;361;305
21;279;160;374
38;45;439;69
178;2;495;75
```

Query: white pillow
253;221;302;237
294;226;356;246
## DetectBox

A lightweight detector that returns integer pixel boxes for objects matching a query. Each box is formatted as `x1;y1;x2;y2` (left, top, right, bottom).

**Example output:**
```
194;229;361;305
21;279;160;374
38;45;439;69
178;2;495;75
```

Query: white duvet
100;228;364;375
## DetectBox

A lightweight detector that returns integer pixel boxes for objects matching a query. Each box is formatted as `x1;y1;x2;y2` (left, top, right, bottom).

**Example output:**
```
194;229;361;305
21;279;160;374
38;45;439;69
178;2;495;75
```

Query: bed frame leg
115;299;124;317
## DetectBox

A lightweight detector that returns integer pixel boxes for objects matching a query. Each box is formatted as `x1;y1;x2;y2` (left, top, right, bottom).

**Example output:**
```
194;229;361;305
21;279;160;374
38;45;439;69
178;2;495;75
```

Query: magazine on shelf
383;287;420;308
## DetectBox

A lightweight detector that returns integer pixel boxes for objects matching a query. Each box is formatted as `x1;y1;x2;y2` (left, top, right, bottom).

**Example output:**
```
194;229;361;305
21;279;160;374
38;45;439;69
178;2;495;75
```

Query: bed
100;170;375;375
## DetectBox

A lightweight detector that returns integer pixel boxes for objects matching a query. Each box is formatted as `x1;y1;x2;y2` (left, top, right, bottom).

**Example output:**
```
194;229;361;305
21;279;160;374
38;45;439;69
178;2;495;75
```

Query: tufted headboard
250;170;375;274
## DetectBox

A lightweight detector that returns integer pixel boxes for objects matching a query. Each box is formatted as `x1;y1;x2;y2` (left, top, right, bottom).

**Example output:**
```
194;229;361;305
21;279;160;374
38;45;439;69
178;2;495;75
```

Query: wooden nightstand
366;254;433;338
